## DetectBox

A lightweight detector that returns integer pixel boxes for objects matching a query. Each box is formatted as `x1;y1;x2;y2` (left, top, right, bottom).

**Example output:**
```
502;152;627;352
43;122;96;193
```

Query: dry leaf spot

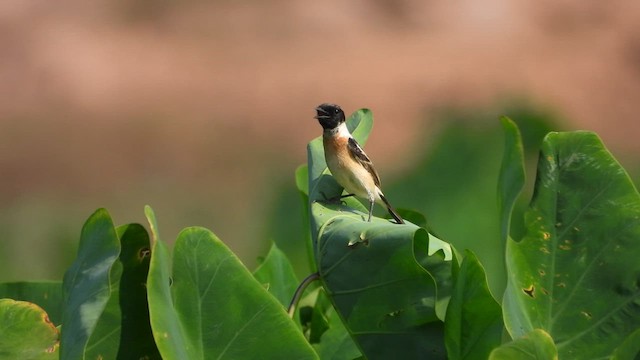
541;288;549;295
523;285;535;298
43;313;53;325
581;311;592;320
46;344;59;353
139;247;151;259
538;269;546;276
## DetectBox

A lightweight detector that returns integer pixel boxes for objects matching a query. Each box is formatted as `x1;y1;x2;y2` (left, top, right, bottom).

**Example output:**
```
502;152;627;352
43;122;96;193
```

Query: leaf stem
287;272;320;317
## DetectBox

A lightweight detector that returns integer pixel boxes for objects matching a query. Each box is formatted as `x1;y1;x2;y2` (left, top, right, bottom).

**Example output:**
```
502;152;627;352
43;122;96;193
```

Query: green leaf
146;208;317;359
296;164;310;196
489;329;557;360
0;282;62;325
503;131;640;358
312;291;361;360
61;208;120;360
115;224;160;359
296;164;316;272
146;230;191;359
84;258;122;360
0;299;59;359
445;250;503;360
253;242;299;307
145;205;161;244
318;217;448;359
498;116;526;244
304;289;331;343
71;220;159;360
610;328;640;360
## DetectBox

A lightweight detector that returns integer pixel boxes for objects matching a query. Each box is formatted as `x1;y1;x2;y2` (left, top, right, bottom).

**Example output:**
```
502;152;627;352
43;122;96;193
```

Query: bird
314;103;404;224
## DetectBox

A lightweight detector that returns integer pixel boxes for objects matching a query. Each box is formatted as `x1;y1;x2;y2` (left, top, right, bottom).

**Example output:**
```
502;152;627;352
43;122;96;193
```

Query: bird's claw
318;191;346;205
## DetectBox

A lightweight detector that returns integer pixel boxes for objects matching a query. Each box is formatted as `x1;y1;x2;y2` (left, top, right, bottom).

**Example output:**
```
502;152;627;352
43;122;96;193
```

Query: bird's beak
314;107;329;119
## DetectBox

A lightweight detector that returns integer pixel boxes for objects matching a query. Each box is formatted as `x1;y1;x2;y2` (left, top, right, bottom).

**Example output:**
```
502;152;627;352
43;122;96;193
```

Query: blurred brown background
1;0;639;282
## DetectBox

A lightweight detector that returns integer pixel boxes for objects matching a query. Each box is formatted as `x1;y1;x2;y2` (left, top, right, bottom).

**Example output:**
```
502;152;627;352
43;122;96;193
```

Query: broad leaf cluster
1;110;639;359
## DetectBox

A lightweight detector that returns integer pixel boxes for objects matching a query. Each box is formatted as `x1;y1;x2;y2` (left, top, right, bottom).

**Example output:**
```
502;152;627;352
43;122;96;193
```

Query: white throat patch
335;122;351;138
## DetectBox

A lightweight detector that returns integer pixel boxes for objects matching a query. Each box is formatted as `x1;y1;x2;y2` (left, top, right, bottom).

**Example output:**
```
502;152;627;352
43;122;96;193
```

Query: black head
314;103;345;130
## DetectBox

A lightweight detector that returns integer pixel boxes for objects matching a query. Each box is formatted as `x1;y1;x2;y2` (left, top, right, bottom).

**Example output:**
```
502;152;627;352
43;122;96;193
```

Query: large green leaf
253;242;299;307
489;329;557;360
84;256;122;360
445;250;503;360
503;131;640;358
0;282;63;325
146;226;191;359
0;299;59;359
145;207;317;359
318;217;448;358
61;208;120;360
66;219;159;359
115;224;160;359
498;116;526;244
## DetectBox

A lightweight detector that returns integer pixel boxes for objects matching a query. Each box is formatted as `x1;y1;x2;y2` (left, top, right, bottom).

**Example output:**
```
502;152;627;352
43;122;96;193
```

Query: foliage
1;109;639;359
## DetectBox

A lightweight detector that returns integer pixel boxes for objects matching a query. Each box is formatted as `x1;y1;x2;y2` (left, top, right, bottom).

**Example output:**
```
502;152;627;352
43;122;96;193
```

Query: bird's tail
379;194;405;224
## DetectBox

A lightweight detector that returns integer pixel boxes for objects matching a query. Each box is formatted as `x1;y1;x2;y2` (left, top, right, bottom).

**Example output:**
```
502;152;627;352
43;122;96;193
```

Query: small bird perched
314;103;404;224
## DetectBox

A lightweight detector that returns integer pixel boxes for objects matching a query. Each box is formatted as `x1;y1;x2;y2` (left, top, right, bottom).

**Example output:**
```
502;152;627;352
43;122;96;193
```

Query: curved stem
287;272;321;317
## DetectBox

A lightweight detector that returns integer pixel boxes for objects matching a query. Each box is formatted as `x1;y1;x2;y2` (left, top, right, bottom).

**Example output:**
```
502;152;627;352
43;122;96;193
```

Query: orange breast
323;135;376;199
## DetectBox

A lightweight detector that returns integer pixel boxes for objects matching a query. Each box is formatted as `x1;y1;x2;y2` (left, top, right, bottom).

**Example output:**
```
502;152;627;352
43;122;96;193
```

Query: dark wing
347;137;381;187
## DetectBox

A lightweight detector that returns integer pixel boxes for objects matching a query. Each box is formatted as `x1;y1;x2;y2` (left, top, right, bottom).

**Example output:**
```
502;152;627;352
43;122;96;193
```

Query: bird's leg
367;199;374;222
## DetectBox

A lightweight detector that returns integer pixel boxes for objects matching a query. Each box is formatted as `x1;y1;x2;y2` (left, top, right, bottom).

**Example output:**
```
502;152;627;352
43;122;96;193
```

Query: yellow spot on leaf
523;285;535;298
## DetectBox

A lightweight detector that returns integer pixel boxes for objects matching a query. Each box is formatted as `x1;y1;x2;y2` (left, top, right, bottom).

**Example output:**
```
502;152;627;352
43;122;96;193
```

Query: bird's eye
334;108;340;114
